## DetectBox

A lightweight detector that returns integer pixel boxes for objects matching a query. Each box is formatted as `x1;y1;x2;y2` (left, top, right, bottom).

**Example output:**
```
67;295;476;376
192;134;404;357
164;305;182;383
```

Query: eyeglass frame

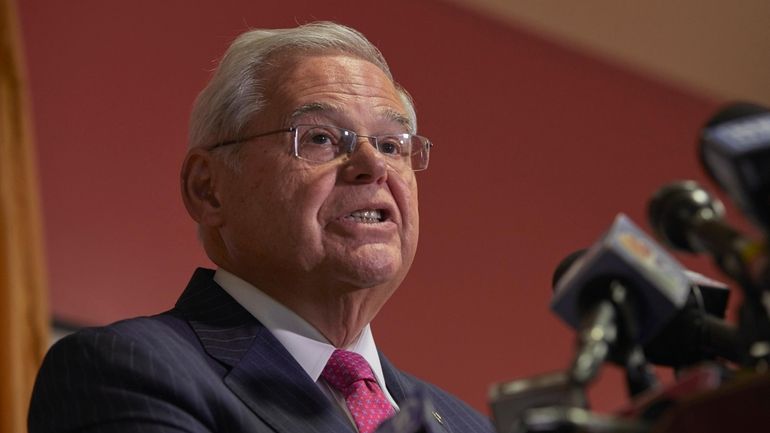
207;124;433;172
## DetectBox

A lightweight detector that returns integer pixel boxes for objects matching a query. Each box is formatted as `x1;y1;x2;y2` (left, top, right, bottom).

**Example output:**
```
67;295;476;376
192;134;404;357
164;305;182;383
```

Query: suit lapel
175;268;355;433
380;353;453;433
380;353;410;403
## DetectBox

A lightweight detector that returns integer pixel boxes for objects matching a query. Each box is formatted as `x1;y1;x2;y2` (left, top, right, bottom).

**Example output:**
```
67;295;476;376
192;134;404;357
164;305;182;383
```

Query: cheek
276;170;338;270
279;168;338;237
224;165;309;241
405;188;419;234
391;171;420;242
406;189;420;253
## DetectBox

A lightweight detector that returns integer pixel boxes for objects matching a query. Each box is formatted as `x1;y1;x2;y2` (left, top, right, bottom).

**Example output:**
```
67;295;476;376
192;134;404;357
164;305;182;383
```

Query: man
29;22;493;433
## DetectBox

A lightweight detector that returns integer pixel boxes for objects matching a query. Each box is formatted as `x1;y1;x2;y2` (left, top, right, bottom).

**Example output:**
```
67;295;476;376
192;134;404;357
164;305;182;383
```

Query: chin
332;254;405;289
319;241;410;285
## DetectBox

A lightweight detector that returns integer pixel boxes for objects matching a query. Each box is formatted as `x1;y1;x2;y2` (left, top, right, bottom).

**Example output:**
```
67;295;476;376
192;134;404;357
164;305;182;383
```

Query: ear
180;149;225;227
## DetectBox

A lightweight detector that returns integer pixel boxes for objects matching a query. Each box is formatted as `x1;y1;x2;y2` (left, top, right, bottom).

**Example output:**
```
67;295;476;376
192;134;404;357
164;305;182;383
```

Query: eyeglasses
209;124;433;171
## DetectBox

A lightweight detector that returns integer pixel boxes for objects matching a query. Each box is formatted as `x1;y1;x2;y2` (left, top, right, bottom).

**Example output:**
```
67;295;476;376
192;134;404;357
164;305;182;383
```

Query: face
215;53;420;299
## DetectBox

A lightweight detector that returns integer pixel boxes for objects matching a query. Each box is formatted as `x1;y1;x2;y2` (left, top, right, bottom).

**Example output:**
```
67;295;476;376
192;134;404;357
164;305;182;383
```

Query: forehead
263;53;411;130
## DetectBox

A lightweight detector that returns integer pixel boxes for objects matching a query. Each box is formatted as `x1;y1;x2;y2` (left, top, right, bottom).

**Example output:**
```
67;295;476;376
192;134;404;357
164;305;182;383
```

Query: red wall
19;0;736;414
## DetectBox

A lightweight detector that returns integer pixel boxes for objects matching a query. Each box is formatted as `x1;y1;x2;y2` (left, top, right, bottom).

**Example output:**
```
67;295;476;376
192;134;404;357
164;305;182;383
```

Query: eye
378;137;405;156
308;132;333;146
295;126;347;163
299;126;342;148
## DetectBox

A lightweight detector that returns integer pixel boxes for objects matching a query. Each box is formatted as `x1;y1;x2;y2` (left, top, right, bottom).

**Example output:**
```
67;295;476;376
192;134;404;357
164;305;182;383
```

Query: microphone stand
700;224;770;368
568;281;658;398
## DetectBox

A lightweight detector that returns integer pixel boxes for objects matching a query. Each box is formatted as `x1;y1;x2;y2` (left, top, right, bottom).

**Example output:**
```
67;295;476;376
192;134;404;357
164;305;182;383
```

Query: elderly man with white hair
29;22;494;433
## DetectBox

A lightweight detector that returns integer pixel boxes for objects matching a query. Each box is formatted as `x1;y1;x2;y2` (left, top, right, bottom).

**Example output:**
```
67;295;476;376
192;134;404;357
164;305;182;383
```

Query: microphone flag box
551;213;691;343
701;111;770;229
683;269;730;318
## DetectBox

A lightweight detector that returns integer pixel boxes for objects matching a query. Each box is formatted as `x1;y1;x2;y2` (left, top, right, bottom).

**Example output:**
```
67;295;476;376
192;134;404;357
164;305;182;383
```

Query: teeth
348;209;383;223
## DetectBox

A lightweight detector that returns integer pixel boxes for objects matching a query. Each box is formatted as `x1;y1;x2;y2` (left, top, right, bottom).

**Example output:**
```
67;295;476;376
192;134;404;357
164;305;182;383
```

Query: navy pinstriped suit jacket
29;268;494;433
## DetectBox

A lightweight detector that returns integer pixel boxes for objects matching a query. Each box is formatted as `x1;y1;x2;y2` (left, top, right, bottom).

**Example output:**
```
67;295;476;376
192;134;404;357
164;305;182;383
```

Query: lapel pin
432;411;444;424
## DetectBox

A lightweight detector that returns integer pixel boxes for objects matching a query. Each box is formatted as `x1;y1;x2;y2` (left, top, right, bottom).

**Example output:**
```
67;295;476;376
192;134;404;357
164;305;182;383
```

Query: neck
275;285;388;348
213;254;399;348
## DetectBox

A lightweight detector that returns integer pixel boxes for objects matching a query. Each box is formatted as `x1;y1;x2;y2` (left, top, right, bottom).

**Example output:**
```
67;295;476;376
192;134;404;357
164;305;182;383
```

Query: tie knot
322;349;376;393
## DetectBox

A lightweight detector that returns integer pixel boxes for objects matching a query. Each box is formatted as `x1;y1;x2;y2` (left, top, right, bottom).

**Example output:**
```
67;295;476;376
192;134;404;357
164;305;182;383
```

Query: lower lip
327;218;398;239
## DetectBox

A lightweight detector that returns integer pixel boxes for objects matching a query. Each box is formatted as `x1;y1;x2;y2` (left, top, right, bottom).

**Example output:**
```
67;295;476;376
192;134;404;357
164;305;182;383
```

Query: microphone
648;180;770;366
551;249;586;289
489;371;587;433
648;180;765;285
552;213;691;344
556;254;731;319
644;269;740;367
488;372;648;433
699;102;770;232
643;301;741;367
553;247;741;368
552;214;691;392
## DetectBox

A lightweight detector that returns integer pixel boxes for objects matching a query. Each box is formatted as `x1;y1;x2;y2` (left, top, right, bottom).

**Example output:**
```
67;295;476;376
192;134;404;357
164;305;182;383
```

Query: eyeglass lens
294;125;430;170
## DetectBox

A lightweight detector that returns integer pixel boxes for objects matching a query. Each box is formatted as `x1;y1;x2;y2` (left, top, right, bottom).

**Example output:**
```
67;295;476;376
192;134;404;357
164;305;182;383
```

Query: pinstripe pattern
29;268;494;433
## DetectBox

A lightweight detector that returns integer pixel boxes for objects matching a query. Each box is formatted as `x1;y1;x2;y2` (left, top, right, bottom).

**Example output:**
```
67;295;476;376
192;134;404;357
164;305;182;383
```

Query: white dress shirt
214;268;399;425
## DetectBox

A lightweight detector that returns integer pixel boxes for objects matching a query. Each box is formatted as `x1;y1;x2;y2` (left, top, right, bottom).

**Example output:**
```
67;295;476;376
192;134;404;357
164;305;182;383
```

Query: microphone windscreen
551;249;587;290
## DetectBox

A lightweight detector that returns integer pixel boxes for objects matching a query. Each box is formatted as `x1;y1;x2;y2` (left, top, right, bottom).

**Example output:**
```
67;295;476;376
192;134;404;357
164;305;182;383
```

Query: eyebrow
383;108;414;132
289;102;414;132
289;102;336;121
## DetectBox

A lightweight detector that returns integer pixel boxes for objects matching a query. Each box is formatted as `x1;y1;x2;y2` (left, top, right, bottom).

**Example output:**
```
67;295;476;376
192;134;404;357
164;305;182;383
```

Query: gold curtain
0;0;51;431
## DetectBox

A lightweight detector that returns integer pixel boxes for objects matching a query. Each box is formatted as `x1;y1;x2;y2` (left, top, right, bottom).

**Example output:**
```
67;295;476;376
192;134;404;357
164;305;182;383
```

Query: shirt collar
213;268;387;385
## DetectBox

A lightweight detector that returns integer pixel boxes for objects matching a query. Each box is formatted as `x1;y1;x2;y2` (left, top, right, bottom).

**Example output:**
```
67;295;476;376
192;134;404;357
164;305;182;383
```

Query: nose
340;137;388;184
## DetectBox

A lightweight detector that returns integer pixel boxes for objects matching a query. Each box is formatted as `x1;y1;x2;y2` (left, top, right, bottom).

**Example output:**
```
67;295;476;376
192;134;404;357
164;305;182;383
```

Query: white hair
188;22;417;152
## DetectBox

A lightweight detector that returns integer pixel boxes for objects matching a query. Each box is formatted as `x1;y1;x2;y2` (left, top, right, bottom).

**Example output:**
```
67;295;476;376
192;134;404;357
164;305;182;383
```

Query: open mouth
345;209;389;224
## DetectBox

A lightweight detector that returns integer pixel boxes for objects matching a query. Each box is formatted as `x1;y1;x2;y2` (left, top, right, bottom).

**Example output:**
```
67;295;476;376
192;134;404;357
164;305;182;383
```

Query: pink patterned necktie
321;349;395;433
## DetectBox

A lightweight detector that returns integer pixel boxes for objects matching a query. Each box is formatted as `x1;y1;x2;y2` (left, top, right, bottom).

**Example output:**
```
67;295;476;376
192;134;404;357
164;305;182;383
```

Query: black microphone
553;252;730;319
648;180;764;290
551;249;586;289
553;248;741;368
648;180;770;366
699;102;770;232
552;214;691;344
645;269;740;367
552;214;692;393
